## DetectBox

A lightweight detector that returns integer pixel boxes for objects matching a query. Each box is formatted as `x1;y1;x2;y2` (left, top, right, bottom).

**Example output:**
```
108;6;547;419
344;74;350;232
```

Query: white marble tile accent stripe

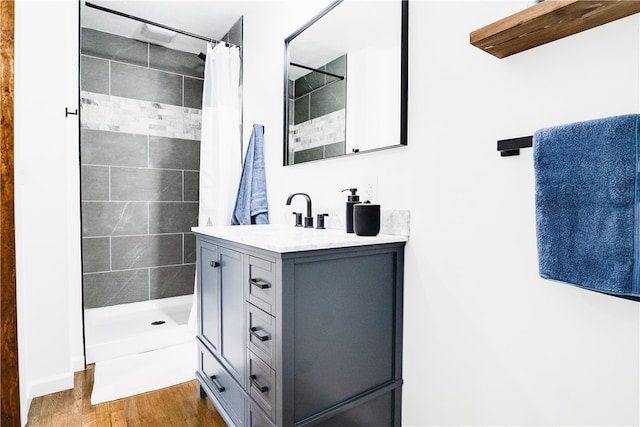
81;91;202;141
290;109;345;152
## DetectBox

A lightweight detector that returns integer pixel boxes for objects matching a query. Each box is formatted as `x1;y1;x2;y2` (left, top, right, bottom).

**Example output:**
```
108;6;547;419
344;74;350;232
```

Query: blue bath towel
534;114;640;300
231;124;269;225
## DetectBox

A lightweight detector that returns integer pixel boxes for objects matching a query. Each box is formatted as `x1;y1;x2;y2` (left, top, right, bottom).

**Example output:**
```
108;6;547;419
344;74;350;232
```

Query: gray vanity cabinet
195;232;405;427
198;242;245;382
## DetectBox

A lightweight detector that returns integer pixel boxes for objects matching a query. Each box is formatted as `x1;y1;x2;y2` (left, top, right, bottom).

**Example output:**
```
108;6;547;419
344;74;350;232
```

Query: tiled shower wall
80;28;205;309
289;54;346;164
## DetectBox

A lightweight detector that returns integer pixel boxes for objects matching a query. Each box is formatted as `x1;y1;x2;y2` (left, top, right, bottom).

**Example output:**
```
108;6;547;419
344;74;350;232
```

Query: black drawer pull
249;278;270;289
210;260;220;268
249;327;270;342
250;374;269;393
210;375;225;392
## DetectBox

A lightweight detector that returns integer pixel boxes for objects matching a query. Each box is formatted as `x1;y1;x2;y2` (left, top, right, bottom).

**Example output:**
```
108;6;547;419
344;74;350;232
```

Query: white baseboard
22;362;84;426
23;372;74;427
27;371;74;402
20;368;74;427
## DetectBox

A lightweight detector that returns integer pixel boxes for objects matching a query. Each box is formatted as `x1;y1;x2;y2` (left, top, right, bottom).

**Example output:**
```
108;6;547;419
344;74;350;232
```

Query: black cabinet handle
210;260;220;268
210;375;225;392
248;278;270;289
250;374;269;393
249;326;270;342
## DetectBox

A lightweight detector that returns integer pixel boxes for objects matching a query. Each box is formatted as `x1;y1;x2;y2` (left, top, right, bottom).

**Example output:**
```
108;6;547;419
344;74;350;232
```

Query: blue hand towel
534;114;640;300
231;124;269;225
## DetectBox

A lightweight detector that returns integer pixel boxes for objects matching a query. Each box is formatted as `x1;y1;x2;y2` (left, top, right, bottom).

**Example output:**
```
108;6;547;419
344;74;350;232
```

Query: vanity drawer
246;255;276;315
247;303;275;367
247;351;276;420
201;349;244;426
248;402;275;427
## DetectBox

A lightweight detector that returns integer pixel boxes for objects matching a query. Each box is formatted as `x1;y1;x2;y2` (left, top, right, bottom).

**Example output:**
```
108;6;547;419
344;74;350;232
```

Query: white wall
14;1;84;424
242;1;640;425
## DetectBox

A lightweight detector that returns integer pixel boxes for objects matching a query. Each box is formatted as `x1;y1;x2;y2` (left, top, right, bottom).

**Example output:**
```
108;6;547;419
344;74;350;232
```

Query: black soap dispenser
341;188;360;233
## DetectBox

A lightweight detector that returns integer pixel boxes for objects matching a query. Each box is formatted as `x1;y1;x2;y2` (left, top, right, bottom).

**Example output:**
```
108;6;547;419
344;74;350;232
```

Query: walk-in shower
79;2;243;365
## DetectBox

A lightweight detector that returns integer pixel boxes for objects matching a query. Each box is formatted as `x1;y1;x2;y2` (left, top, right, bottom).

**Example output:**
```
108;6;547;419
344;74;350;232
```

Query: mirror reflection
288;55;347;163
284;0;408;165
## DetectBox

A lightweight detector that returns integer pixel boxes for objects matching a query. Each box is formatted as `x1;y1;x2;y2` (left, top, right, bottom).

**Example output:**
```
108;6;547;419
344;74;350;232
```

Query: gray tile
288;80;294;101
293;55;345;100
294;146;324;164
184;77;203;109
295;70;325;98
150;264;196;299
149;44;205;78
184;172;199;202
184;233;196;263
82;237;110;273
111;168;183;201
294;94;310;125
80;56;109;94
325;141;346;158
82;202;148;237
288;99;294;126
81;165;109;201
83;268;149;309
310;79;346;120
148;136;199;171
81;129;148;167
149;202;198;234
111;62;183;106
81;28;148;67
326;54;346;76
111;234;183;270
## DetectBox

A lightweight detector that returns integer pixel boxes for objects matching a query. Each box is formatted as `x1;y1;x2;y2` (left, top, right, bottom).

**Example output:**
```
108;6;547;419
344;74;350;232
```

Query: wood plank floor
26;364;227;427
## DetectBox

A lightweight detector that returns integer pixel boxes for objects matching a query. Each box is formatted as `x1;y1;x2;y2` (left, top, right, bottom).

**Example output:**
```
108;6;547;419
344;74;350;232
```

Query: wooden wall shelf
470;1;640;59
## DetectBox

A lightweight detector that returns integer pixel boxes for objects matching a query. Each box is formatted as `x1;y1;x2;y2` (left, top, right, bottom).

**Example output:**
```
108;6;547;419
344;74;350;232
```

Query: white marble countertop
192;224;408;254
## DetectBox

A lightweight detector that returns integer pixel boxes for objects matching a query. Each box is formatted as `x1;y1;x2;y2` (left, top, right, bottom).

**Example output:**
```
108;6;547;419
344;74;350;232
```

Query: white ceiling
288;0;401;80
81;1;246;54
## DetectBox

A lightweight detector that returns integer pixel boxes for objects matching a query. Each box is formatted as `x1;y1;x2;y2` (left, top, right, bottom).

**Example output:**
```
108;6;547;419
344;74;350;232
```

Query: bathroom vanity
193;224;407;426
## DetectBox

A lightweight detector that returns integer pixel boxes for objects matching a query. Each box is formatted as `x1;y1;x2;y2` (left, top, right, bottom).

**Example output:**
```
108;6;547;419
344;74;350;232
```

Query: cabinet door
219;247;245;383
199;241;220;353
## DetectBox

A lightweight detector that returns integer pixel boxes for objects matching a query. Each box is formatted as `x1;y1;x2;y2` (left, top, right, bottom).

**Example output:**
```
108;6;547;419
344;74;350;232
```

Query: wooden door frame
1;0;21;426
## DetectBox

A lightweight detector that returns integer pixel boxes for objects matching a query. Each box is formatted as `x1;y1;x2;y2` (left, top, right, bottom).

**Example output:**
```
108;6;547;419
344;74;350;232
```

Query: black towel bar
497;136;533;157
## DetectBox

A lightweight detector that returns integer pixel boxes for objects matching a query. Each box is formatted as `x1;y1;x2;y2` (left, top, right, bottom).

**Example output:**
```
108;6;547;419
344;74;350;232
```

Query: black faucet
286;193;313;228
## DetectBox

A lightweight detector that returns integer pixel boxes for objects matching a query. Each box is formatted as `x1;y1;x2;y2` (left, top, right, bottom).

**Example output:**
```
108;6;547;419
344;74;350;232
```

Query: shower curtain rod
85;2;236;48
290;62;344;80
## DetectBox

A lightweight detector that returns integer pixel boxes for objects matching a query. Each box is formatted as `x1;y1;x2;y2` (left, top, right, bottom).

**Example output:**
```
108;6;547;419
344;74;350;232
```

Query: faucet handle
292;212;303;227
316;213;329;229
304;216;314;228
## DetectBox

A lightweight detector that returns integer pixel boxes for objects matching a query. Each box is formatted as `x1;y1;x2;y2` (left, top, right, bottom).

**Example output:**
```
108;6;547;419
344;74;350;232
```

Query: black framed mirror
284;0;408;165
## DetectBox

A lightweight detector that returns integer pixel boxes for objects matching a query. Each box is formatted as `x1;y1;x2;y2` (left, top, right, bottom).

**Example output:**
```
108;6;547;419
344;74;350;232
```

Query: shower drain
151;320;166;325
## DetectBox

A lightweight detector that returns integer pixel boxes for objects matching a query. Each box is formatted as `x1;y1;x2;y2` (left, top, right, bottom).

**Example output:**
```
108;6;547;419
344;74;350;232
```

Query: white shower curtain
198;42;242;227
188;42;241;333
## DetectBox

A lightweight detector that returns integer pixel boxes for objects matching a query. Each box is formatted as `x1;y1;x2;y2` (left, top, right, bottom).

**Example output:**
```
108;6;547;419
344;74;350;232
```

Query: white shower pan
84;295;195;364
